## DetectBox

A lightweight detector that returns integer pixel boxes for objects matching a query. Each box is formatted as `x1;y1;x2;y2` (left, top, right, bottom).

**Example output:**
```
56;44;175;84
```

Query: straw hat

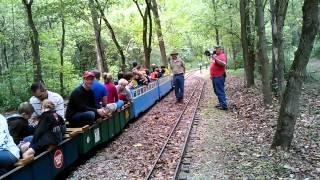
170;49;179;55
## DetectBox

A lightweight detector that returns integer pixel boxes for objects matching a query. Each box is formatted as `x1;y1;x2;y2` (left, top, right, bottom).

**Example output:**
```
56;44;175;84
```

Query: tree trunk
212;0;220;45
229;7;237;70
275;0;289;102
2;44;15;95
255;0;272;105
240;0;255;87
94;0;126;72
151;0;167;67
273;0;289;102
134;0;152;69
11;1;16;65
23;47;30;85
270;0;277;92
271;0;319;150
22;0;43;82
232;43;237;70
89;0;107;73
59;0;65;96
146;0;152;69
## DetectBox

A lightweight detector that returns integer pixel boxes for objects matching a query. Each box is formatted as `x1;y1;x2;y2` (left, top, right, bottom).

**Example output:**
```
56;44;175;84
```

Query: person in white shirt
29;82;64;120
0;114;20;175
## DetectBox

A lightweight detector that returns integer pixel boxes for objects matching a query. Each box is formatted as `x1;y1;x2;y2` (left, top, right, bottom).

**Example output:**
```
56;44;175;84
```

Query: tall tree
94;0;126;72
255;0;272;105
271;0;319;150
240;0;255;87
151;0;167;67
59;0;65;96
89;0;107;73
22;0;43;82
212;0;220;45
0;16;15;95
270;0;289;102
133;0;152;69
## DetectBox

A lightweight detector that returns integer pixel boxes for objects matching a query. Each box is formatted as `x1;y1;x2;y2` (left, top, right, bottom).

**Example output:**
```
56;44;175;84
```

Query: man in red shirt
210;46;228;110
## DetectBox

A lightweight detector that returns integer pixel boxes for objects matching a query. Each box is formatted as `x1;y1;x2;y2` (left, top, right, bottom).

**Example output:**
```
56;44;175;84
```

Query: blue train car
158;75;173;98
131;80;159;118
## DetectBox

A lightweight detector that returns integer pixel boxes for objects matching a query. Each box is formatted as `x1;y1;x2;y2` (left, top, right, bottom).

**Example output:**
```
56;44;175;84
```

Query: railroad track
145;75;205;179
184;70;198;80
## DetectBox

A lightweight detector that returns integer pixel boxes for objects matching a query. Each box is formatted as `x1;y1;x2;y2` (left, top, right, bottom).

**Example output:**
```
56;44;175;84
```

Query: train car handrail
158;75;172;86
130;80;157;98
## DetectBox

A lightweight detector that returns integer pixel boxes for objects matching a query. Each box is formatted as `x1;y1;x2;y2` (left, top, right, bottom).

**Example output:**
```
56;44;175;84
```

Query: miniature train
0;75;173;180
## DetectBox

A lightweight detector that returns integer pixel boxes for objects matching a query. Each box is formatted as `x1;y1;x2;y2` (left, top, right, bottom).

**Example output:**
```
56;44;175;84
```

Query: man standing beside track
210;45;228;111
170;49;185;103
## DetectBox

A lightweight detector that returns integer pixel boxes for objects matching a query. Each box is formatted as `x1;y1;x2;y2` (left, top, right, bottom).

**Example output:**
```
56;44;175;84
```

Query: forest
0;0;319;146
0;0;318;110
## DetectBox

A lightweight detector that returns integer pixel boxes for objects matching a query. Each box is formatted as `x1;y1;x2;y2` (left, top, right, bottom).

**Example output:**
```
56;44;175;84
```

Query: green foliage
0;0;312;113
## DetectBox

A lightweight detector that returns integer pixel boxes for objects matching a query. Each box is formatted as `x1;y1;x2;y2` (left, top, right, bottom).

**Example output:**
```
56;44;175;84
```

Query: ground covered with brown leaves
185;70;319;179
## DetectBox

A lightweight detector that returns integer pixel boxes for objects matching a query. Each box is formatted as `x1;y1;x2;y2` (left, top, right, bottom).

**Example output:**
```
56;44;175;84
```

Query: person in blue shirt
91;70;109;108
0;114;20;175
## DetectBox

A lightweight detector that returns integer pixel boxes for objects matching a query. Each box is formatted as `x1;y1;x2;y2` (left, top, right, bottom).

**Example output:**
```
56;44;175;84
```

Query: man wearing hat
210;45;228;110
170;49;185;103
66;71;107;127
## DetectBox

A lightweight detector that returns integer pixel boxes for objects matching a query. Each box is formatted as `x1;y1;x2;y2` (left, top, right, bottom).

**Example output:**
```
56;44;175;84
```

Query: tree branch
133;0;144;18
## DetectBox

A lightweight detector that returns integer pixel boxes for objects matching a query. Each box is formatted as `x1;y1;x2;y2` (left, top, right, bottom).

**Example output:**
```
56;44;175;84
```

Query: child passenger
7;102;35;144
22;99;66;158
0;114;20;175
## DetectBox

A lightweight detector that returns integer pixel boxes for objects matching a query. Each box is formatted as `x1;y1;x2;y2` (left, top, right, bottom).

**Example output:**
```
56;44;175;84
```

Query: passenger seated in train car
151;63;157;72
7;102;35;145
66;71;107;128
116;78;132;103
161;66;171;76
103;73;118;104
114;72;124;85
91;70;108;108
130;72;140;89
22;100;66;158
29;82;65;121
138;67;150;85
143;69;151;83
123;72;133;81
150;66;161;80
0;115;20;176
132;61;138;73
157;67;163;78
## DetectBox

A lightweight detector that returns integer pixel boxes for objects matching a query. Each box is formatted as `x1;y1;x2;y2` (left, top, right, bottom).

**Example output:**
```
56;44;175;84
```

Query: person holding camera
210;46;228;111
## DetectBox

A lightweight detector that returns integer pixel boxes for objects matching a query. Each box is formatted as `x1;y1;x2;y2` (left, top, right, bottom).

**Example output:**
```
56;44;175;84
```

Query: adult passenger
161;66;171;76
210;45;228;110
91;70;108;108
103;73;118;104
0;114;20;175
29;82;65;119
116;78;132;103
66;71;107;127
170;49;185;103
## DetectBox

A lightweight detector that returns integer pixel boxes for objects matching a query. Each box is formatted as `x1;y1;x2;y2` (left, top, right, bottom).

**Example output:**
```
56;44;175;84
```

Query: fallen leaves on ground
224;76;320;179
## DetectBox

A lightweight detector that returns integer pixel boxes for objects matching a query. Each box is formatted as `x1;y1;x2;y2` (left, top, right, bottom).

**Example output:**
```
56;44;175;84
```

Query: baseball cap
83;71;95;78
